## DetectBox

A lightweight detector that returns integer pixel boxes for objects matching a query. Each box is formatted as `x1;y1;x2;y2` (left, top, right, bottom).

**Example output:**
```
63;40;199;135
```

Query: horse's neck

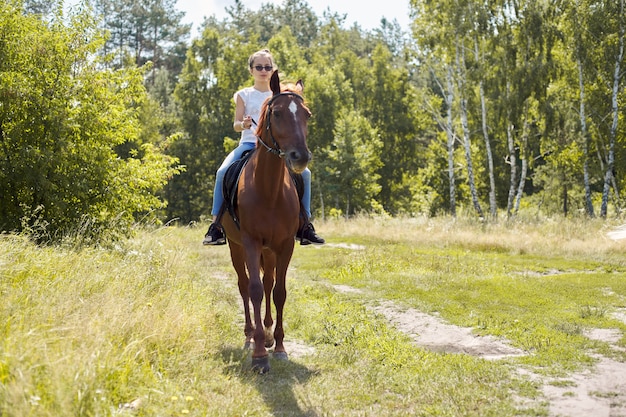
252;146;288;199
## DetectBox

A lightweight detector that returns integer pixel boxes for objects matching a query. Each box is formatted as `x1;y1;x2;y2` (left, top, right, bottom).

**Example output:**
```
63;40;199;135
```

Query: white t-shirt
234;87;272;144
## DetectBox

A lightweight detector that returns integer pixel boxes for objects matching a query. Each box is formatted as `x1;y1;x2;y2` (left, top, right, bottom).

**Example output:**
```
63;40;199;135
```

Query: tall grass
1;216;625;416
1;229;245;416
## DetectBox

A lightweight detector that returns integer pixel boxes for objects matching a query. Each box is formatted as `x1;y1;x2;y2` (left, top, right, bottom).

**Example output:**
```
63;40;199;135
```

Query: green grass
1;216;625;416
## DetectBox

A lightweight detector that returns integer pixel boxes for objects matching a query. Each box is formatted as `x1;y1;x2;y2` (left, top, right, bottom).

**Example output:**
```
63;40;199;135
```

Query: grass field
1;216;625;416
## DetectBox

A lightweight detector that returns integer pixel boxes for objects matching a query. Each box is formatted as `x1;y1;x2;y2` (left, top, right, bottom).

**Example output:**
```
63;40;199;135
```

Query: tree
266;26;307;80
468;0;498;219
264;0;319;48
454;35;484;218
93;0;190;76
560;0;597;217
365;44;422;214
599;0;625;217
0;1;180;241
411;0;486;217
323;111;383;215
22;0;55;15
166;28;229;222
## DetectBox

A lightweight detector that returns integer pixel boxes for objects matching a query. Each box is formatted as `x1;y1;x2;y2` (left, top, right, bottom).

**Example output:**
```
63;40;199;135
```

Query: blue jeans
211;142;313;218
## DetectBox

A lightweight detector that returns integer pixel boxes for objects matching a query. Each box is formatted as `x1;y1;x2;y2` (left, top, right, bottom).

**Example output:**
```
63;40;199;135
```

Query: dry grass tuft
318;215;626;257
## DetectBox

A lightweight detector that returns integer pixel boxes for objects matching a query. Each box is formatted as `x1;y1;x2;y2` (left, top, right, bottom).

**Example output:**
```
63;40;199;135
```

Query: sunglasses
253;65;274;72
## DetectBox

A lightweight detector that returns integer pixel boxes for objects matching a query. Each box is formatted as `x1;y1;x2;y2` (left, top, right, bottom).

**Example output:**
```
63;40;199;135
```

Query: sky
176;0;412;34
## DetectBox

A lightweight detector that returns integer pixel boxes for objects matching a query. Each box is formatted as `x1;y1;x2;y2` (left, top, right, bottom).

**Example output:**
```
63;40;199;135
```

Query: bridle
253;91;306;158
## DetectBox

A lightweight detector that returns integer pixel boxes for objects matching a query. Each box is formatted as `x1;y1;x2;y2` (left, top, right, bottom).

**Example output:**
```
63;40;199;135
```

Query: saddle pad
222;149;254;223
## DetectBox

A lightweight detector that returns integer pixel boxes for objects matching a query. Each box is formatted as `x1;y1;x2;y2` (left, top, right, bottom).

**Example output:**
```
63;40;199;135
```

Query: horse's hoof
273;351;288;361
251;356;270;374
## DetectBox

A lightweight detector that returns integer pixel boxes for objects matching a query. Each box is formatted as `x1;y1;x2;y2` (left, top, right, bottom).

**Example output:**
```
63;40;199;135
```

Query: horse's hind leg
228;243;254;349
262;250;276;348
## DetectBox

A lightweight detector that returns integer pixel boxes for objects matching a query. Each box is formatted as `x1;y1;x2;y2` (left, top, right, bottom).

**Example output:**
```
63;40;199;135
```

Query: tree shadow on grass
219;345;319;417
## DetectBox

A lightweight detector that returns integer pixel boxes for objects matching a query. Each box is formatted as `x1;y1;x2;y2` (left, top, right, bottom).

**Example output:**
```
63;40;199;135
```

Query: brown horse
220;71;311;373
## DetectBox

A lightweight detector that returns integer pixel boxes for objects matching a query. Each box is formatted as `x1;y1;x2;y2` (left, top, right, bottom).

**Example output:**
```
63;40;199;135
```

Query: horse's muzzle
285;148;311;173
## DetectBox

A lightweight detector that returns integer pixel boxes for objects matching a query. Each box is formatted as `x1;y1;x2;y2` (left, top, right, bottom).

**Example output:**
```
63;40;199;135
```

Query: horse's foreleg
228;244;254;348
272;274;287;360
273;248;294;361
262;250;276;348
243;240;270;372
249;275;265;356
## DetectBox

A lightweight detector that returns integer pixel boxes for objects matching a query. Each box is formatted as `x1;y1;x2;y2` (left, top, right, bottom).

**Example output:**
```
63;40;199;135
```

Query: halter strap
267;91;304;107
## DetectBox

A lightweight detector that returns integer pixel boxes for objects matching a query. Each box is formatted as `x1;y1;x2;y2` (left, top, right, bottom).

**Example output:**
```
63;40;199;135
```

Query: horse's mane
254;82;304;138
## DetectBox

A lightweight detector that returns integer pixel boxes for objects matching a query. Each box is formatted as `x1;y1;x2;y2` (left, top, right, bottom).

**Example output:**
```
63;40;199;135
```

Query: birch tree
600;0;625;217
455;37;485;218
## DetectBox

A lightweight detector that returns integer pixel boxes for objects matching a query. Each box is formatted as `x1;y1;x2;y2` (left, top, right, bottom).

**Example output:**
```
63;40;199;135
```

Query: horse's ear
270;71;281;95
295;79;304;94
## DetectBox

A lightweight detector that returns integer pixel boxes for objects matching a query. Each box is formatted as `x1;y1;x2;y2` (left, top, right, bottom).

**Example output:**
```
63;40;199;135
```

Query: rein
254;91;305;158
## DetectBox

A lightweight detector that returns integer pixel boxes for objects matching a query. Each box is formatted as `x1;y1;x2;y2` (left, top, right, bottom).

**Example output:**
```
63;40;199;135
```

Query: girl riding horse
203;49;324;246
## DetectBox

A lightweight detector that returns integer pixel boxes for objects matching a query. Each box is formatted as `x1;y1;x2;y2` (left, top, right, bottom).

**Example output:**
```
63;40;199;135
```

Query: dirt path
333;284;626;417
608;225;626;241
539;315;626;417
540;354;626;417
372;300;525;359
218;243;626;416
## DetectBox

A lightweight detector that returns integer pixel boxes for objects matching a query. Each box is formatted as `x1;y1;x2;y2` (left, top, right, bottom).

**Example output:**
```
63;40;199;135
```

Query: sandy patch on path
372;301;525;359
282;340;316;359
375;300;626;416
332;284;626;416
607;225;626;241
317;242;366;250
540;354;626;417
333;284;524;359
536;310;626;416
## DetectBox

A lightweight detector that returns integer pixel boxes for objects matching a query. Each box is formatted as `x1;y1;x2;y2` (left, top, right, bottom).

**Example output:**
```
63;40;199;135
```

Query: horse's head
255;71;312;174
